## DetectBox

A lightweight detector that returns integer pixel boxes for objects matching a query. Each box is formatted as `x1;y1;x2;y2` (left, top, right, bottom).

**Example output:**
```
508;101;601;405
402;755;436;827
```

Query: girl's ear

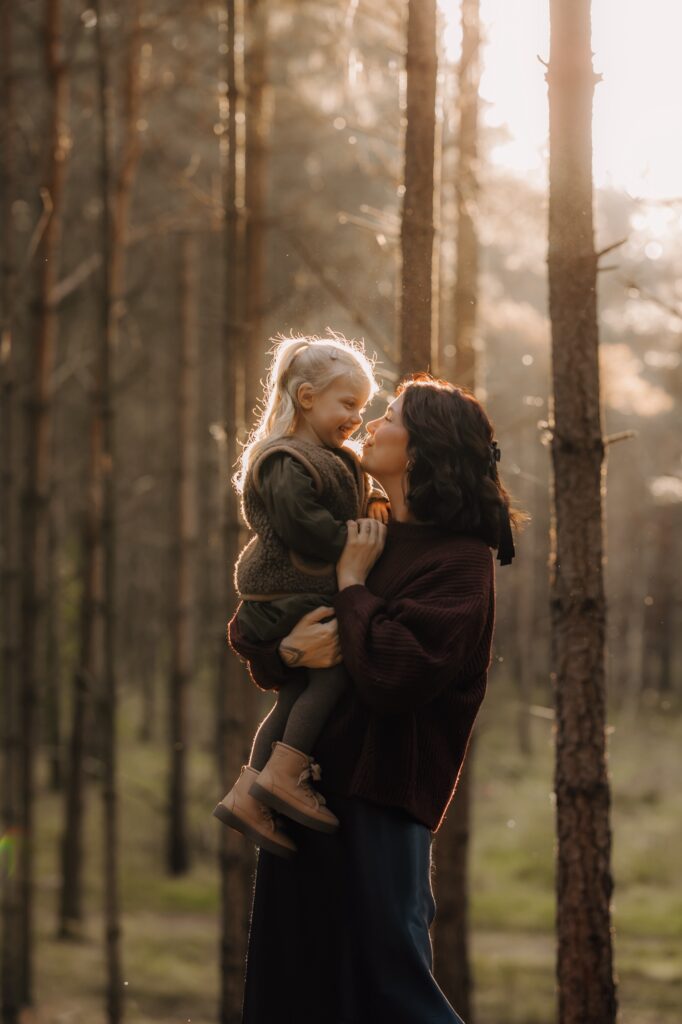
297;382;314;410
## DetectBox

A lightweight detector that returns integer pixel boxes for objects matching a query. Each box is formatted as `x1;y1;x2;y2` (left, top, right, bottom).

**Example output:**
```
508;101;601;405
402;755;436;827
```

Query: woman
228;374;519;1024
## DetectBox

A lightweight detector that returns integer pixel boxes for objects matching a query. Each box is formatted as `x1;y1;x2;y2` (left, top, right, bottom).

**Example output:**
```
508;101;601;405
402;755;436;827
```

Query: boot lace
296;760;327;809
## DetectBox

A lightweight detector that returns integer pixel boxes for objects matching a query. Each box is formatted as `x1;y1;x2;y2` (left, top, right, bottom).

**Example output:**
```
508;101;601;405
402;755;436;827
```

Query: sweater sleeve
332;553;492;715
227;610;304;693
259;454;348;563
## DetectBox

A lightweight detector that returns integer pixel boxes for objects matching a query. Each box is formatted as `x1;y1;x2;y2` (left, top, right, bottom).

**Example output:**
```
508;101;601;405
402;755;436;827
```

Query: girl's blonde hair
234;332;378;493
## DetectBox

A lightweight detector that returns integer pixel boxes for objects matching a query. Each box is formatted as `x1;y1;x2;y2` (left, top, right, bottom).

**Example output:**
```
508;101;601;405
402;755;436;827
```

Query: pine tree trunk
218;3;250;1019
243;0;270;422
58;411;102;936
432;750;474;1023
547;3;617;1022
18;0;70;1004
167;234;199;876
45;494;63;791
515;418;536;757
431;5;482;1015
1;2;21;1017
452;0;480;393
399;0;437;376
94;0;140;1017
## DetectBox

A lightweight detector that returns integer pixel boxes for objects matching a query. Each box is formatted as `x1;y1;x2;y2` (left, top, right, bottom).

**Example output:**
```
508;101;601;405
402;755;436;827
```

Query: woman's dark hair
398;374;526;553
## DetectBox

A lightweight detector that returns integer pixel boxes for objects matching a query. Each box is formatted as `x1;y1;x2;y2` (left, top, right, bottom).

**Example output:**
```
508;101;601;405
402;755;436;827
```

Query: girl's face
360;394;410;480
296;373;370;449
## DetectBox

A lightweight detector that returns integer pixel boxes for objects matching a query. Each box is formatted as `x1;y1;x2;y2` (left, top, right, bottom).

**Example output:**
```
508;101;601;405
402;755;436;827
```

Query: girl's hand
278;606;342;669
337;518;387;591
367;499;390;525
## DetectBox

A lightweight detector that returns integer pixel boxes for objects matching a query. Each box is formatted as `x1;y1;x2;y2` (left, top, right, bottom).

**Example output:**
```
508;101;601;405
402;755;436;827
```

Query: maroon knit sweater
227;521;495;832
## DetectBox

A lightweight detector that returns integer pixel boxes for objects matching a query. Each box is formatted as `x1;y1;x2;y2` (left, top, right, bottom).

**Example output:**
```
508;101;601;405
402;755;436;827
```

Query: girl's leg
280;665;346;754
249;678;307;772
250;667;345;832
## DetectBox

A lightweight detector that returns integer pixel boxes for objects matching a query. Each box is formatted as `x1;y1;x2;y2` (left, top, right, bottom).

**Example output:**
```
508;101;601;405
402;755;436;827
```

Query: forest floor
25;682;682;1024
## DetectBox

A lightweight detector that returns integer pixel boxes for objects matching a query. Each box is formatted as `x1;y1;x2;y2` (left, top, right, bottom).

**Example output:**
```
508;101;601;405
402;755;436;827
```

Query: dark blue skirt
242;794;465;1024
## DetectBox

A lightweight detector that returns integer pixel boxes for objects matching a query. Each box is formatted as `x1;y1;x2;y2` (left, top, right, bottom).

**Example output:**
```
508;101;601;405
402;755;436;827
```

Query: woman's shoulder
388;521;492;563
418;533;493;579
381;524;493;599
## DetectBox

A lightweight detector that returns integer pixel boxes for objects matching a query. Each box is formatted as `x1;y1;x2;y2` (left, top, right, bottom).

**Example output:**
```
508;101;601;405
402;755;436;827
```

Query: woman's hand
278;606;342;669
337;518;387;591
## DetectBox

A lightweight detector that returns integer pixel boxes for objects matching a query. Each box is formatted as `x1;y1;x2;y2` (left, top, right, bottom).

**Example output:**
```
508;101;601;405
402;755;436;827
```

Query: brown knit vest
234;437;368;599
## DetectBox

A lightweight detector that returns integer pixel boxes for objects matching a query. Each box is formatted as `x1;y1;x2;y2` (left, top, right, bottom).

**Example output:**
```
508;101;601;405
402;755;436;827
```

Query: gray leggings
249;665;346;771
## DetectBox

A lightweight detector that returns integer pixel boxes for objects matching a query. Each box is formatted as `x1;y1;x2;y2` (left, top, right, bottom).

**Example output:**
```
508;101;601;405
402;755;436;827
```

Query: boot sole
248;782;339;835
212;803;297;860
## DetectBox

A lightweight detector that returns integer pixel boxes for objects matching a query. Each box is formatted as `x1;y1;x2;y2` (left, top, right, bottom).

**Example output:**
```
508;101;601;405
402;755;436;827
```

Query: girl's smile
295;373;370;449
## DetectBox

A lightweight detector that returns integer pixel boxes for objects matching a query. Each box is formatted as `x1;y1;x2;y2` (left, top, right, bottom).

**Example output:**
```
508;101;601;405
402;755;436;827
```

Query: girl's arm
259;454;348;563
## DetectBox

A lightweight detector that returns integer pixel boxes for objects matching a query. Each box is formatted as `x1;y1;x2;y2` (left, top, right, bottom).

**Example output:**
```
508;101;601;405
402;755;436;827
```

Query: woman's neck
380;479;417;523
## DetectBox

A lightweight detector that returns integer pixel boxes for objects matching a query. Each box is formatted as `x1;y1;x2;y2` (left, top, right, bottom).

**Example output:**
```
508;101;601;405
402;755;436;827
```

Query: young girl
213;334;389;858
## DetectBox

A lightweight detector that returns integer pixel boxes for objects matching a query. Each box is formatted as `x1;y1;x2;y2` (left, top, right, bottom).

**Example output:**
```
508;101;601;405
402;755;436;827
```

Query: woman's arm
227;605;342;691
333;546;493;715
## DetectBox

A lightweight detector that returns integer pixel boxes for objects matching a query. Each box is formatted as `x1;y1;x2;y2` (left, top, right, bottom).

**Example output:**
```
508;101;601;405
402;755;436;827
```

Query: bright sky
441;0;682;200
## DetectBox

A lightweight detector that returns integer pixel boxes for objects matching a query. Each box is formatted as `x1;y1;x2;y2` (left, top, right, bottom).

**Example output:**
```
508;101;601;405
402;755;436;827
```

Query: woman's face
360;394;410;481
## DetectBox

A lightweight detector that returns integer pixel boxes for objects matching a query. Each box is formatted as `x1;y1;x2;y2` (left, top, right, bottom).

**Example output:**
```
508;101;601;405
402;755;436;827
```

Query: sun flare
440;0;682;200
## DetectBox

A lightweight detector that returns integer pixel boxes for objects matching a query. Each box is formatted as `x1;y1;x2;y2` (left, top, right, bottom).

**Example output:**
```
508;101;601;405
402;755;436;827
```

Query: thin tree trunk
515;418;536;757
399;0;437;376
218;3;250;1019
18;0;70;1004
241;0;270;931
432;748;474;1022
167;234;199;876
243;0;270;423
647;505;675;694
547;3;617;1022
58;410;102;936
431;6;482;1015
452;0;480;393
59;0;141;950
94;1;130;1018
1;1;21;1018
45;493;63;791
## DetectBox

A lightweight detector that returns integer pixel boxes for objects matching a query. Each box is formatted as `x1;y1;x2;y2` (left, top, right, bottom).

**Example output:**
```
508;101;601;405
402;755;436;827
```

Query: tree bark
167;234;199;876
218;2;250;1019
44;492;63;792
93;4;125;1019
432;749;474;1023
547;3;617;1022
399;0;437;376
58;409;102;936
18;0;70;1005
243;0;270;424
452;0;480;393
58;0;142;971
431;6;482;1016
1;2;21;1018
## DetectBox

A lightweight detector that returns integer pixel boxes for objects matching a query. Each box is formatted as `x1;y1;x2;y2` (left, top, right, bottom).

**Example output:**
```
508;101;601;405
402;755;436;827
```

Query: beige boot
249;742;340;834
212;766;297;860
